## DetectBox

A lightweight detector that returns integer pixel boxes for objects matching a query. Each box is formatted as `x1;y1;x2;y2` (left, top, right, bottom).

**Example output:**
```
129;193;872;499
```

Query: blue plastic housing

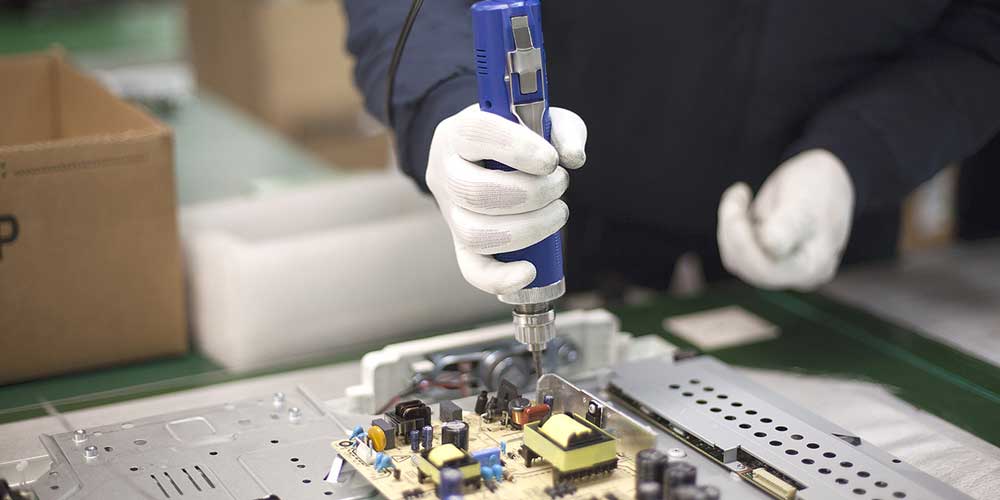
471;0;563;290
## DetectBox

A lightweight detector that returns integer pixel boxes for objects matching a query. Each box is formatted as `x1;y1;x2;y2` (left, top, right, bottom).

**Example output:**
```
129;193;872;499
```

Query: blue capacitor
438;467;464;499
374;452;385;470
500;440;507;454
409;429;421;452
379;454;394;471
422;425;434;450
471;447;501;467
492;463;503;483
349;425;364;441
481;465;494;482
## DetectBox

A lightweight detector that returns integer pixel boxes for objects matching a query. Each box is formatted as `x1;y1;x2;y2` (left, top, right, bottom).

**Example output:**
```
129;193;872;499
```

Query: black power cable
386;0;426;129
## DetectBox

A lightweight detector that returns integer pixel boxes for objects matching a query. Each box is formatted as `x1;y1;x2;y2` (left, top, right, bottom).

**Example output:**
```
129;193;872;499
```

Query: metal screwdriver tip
532;350;544;377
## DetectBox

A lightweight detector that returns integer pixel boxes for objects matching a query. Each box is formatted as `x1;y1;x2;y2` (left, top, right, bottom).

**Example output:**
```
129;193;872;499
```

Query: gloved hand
426;104;587;295
717;149;854;290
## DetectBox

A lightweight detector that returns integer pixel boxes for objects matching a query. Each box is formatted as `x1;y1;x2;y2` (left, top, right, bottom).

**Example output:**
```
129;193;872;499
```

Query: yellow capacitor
367;425;387;452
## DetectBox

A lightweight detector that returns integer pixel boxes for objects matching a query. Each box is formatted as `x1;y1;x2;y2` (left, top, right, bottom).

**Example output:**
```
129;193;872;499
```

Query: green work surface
2;285;998;447
0;0;183;65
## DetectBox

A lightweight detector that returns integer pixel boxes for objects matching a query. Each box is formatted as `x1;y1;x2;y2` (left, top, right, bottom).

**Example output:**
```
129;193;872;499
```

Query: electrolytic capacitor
542;394;554;408
699;485;721;500
669;485;704;500
664;461;698;492
409;429;420;452
441;420;470;450
636;481;661;500
438;467;463;499
421;425;434;450
635;448;668;490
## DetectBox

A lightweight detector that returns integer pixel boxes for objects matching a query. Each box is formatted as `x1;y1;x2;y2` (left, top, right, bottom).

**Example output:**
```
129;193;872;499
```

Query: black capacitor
475;391;489;415
698;485;721;500
635;448;668;489
668;485;704;500
634;481;661;500
664;461;697;491
440;420;470;450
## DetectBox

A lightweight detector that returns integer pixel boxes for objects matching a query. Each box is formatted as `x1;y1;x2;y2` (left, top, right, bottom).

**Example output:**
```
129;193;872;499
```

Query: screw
73;429;88;444
668;447;686;459
288;407;302;423
734;462;746;471
272;392;286;407
83;446;99;459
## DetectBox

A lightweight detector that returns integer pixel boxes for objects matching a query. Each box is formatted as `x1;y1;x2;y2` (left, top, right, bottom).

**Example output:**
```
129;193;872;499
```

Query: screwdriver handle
471;0;564;297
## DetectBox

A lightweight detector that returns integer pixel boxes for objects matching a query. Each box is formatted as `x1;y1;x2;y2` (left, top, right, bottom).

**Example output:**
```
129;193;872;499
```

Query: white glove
426;104;587;295
717;149;855;290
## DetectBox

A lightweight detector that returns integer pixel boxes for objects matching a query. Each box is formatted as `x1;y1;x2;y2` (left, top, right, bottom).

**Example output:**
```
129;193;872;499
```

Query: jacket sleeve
343;0;479;191
786;0;1000;212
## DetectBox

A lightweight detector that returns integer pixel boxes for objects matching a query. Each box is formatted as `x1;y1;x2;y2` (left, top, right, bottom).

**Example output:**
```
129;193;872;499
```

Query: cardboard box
0;51;187;384
186;0;391;168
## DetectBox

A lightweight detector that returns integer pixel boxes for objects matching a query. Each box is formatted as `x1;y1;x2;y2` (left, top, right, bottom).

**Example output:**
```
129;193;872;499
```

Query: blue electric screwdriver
471;0;562;377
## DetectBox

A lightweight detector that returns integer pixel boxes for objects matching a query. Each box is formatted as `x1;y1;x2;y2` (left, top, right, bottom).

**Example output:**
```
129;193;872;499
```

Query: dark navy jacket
345;1;1000;290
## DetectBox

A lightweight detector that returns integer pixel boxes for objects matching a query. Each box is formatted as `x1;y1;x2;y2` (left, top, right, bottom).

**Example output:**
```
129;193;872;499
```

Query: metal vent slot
610;357;968;500
144;466;217;498
181;468;202;492
150;474;171;498
193;465;216;489
163;472;183;496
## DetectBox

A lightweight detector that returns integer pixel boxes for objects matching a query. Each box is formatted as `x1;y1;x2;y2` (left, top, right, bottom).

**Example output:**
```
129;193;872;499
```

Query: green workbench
2;284;998;448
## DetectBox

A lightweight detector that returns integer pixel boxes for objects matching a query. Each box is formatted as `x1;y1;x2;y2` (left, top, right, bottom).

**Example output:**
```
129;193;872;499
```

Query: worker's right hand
426;104;587;295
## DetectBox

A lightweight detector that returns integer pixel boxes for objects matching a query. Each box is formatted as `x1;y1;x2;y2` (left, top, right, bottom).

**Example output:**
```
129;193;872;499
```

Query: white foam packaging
179;171;508;370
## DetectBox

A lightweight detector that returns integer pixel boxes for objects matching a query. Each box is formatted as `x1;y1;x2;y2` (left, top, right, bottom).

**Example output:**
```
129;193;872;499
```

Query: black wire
386;0;425;129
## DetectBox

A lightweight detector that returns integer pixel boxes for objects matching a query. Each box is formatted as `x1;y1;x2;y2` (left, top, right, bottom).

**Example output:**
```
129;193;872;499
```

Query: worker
344;2;1000;296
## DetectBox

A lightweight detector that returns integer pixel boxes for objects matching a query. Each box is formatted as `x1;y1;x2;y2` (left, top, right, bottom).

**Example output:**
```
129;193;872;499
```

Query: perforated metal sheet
609;357;973;500
28;388;376;500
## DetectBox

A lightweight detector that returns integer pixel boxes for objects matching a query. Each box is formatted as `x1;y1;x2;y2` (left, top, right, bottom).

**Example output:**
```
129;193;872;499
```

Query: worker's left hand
717;149;854;290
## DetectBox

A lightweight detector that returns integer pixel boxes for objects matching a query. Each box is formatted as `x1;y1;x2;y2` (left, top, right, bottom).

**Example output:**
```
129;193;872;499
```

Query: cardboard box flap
0;52;57;147
0;51;166;149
